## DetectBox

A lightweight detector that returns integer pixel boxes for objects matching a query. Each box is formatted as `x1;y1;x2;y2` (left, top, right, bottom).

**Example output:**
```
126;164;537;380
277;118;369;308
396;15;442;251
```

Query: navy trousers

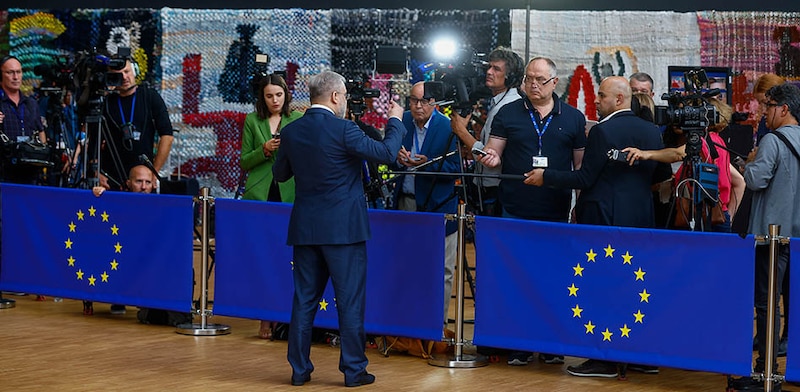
287;242;368;384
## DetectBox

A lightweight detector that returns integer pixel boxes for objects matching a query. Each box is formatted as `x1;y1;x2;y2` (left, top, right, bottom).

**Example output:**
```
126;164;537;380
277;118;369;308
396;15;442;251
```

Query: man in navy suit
392;81;460;328
526;76;670;377
273;70;406;387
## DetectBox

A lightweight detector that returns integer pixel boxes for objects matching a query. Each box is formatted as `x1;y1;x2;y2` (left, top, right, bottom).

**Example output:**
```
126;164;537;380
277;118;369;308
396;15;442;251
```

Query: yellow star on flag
571;304;583;318
69;222;76;232
101;271;109;283
634;267;646;281
88;206;96;216
319;298;329;311
114;242;122;253
111;225;119;235
603;244;615;258
110;259;119;270
634;310;645;323
620;324;631;338
88;275;96;286
584;321;596;334
65;238;73;249
567;283;579;297
76;269;84;280
67;256;76;266
621;251;633;264
573;263;585;277
101;211;109;222
602;328;613;341
76;210;84;220
639;289;651;303
585;249;597;262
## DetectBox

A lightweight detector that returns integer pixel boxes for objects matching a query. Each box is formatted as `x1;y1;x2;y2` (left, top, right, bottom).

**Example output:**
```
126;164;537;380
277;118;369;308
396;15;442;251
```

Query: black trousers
754;244;789;372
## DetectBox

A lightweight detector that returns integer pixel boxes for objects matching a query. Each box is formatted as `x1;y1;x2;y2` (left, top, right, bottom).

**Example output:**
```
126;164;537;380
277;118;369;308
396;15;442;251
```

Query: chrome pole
764;224;780;392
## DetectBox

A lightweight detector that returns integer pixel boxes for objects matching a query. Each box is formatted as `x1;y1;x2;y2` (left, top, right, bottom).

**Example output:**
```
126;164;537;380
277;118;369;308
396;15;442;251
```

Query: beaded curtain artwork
5;9;162;94
160;8;331;196
511;10;700;120
697;11;800;123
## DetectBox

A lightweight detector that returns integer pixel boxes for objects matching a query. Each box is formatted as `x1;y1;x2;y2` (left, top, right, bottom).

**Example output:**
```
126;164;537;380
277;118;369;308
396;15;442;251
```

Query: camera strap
705;133;719;161
773;131;800;163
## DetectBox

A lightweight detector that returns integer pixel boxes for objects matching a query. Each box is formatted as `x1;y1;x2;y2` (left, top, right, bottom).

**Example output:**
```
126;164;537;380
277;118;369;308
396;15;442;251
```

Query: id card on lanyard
528;105;552;168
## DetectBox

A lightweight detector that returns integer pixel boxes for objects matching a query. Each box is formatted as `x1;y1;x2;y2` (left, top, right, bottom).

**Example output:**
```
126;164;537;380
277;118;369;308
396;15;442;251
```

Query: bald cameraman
95;57;173;190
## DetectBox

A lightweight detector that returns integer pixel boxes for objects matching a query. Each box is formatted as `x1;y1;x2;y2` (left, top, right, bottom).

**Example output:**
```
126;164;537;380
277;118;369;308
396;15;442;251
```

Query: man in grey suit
273;70;405;387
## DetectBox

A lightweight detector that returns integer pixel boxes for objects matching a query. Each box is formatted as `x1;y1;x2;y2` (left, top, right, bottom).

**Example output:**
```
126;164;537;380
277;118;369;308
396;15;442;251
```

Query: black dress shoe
291;373;311;386
345;372;375;387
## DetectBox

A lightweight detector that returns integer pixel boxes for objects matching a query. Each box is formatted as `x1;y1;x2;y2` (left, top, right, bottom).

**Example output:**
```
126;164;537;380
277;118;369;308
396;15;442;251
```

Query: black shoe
753;336;759;351
627;364;659;374
538;353;565;364
729;376;781;391
291;373;311;386
345;372;375;387
778;337;788;357
507;351;531;366
566;359;618;378
110;305;126;315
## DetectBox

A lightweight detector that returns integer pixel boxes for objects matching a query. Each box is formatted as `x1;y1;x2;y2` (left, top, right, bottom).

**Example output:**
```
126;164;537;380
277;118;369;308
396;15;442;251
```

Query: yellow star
76;269;84;280
114;242;122;253
67;256;76;266
634;267;646;281
76;210;85;220
65;238;73;249
110;225;119;235
584;321;596;334
573;263;585;277
639;289;651;303
571;304;583;318
101;211;109;222
88;275;96;286
634;310;645;323
69;221;76;232
110;259;119;270
290;261;294;270
319;298;329;311
620;324;631;338
604;244;615;258
101;271;109;283
88;206;96;217
621;251;633;264
567;283;579;297
585;249;597;262
602;328;613;342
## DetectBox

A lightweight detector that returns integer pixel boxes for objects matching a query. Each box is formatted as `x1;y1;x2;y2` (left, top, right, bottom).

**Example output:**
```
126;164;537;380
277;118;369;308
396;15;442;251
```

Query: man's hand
98;173;111;190
523;168;545;186
388;100;404;119
450;111;470;137
478;147;501;168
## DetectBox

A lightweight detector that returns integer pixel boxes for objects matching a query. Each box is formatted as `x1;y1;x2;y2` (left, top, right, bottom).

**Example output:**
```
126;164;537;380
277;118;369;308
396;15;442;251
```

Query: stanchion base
428;353;489;368
0;298;16;309
174;322;231;336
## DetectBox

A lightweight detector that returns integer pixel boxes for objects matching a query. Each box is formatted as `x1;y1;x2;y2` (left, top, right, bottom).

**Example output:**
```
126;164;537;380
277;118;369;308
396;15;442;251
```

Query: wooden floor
1;292;776;392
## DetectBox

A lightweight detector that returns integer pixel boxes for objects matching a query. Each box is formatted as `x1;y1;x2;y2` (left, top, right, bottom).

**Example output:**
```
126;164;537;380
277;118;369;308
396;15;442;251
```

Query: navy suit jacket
392;111;460;233
273;107;406;245
543;110;671;228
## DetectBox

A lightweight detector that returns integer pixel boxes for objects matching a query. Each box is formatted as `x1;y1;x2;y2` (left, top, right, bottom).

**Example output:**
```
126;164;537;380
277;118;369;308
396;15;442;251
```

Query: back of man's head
308;71;345;103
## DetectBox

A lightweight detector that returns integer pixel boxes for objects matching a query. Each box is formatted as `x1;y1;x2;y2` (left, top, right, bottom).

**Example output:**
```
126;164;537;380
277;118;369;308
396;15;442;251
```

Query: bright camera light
431;37;458;60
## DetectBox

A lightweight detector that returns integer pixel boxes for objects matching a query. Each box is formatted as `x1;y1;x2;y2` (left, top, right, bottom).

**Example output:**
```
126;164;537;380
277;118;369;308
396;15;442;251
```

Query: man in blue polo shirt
478;56;586;365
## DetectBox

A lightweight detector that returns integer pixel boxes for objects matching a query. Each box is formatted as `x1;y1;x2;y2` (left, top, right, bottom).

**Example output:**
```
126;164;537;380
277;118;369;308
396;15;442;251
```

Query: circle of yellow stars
567;244;649;343
64;206;124;287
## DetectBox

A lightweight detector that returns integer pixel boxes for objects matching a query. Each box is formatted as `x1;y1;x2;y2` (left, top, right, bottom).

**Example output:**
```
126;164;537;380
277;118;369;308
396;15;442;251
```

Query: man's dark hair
629;72;654;87
488;47;524;88
766;82;800;122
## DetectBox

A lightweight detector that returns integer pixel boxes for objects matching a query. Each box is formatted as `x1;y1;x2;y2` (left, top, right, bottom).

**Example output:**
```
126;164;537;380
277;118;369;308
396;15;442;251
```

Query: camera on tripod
346;76;380;119
422;48;492;116
34;55;76;92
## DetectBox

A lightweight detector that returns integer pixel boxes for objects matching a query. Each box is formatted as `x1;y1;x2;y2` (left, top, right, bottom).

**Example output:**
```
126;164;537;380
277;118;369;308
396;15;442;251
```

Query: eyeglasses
523;76;555;87
764;102;782;108
409;97;432;106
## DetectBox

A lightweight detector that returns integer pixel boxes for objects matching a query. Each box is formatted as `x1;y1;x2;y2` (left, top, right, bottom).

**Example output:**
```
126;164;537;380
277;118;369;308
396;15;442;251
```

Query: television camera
346;76;380;119
654;69;720;159
422;49;492;116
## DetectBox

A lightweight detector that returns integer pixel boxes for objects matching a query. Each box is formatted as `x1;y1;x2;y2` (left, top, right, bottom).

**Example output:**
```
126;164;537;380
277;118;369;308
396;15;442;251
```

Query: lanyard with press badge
527;104;552;168
117;92;137;149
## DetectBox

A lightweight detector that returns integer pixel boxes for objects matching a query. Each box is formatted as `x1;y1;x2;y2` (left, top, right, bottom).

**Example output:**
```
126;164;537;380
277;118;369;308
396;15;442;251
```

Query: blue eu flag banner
473;217;754;376
783;239;800;381
0;184;194;311
213;200;444;340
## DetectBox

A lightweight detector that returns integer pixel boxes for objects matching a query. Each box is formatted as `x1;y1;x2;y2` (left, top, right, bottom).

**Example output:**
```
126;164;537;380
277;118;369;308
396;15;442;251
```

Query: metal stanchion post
763;224;786;392
176;187;231;336
429;204;488;368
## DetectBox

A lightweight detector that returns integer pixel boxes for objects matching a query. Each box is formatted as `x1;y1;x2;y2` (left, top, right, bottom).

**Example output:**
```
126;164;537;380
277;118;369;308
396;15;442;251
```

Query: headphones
503;51;524;88
129;58;140;78
0;55;19;80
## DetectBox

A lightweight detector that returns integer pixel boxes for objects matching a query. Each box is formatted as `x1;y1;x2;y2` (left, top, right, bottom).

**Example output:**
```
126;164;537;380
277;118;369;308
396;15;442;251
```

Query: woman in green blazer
240;74;303;203
239;74;302;340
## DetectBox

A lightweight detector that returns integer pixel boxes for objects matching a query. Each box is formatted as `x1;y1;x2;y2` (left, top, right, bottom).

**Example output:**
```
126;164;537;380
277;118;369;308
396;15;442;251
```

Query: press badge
532;156;549;168
16;135;30;142
133;131;141;141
